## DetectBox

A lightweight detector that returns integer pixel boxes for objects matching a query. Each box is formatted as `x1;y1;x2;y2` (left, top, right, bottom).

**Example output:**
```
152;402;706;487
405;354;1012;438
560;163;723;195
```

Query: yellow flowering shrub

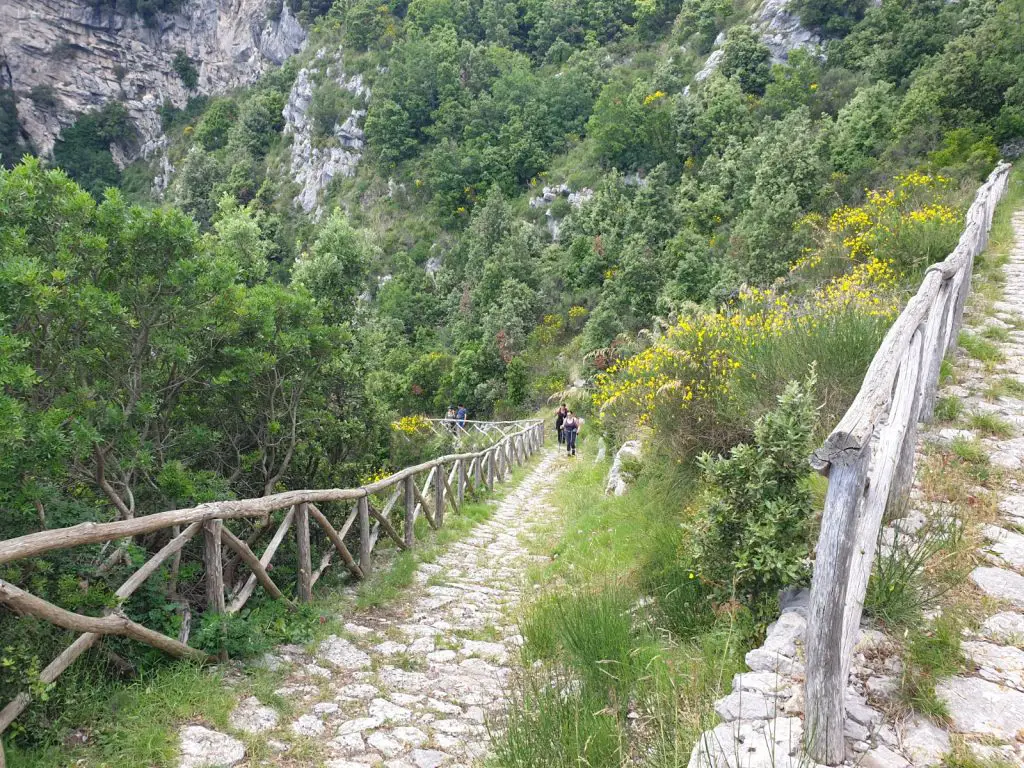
822;173;961;271
391;414;433;436
594;250;900;456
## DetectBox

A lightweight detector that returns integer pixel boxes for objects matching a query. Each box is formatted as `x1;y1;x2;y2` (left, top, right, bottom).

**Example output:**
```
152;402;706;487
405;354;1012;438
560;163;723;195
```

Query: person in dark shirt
456;405;467;431
554;403;568;445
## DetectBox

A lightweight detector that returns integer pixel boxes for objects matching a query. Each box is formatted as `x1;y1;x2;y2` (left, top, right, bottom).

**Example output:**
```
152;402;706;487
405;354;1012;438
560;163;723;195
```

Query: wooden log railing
0;418;545;748
804;162;1012;764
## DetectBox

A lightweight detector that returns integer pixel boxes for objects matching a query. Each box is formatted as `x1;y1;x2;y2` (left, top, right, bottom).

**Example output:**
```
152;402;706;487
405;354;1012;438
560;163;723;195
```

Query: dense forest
3;0;1024;755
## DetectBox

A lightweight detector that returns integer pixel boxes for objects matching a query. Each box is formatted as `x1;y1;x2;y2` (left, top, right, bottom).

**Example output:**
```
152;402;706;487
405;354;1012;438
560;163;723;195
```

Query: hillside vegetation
2;0;1024;759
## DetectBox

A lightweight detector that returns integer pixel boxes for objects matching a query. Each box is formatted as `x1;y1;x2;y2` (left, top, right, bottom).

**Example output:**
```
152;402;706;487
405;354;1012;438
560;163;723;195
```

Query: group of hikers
554;403;582;457
444;404;468;432
443;402;581;457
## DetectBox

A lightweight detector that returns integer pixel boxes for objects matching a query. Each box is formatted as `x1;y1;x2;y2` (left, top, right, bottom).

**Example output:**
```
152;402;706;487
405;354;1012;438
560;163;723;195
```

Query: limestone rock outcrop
0;0;307;158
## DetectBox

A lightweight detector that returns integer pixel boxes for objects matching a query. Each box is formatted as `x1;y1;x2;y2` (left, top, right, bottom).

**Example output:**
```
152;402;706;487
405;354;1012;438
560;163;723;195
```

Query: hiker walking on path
563;411;581;457
456;404;467;432
555;403;568;445
444;406;457;433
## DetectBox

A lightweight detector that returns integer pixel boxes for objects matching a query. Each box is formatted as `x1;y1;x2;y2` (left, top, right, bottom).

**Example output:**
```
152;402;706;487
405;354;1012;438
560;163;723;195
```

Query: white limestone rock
178;725;245;768
319;635;372;670
937;676;1024;740
605;440;642;496
971;567;1024;608
228;696;279;734
899;715;950;767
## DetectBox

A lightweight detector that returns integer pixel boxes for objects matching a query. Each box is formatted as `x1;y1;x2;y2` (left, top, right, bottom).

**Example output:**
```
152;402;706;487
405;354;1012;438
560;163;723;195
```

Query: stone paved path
925;211;1024;765
183;449;564;768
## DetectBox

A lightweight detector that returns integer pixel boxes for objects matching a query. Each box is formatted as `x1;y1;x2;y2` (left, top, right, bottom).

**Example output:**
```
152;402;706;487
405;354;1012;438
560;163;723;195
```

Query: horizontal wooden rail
804;162;1011;764
0;419;546;748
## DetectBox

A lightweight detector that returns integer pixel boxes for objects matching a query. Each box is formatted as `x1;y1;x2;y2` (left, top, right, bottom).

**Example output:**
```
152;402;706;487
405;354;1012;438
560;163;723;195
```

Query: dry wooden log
220;526;294;609
228;507;295;611
310;549;334;588
308;504;363;579
918;277;954;422
0;579;208;662
0;522;202;735
413;479;435;529
0;427;541;566
811;270;939;473
434;464;445;529
805;442;871;765
840;330;923;681
366;501;409;551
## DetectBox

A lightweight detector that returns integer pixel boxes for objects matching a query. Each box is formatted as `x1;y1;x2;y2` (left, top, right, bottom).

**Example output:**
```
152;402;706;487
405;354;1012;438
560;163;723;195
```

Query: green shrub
694;370;818;619
52;102;137;195
172;50;199;89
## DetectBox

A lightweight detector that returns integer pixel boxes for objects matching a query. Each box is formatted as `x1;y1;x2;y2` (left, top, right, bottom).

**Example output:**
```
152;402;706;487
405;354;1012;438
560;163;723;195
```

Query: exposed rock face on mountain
283;51;369;215
757;0;820;62
0;0;306;158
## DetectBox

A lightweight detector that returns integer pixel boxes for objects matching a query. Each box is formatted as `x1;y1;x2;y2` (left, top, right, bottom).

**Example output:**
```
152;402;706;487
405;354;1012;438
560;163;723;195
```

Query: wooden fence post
358;497;372;577
487;449;495;492
805;445;871;765
457;459;466;507
295;502;312;603
404;475;416;548
203;519;227;661
434;463;445;529
204;520;226;614
474;454;483;491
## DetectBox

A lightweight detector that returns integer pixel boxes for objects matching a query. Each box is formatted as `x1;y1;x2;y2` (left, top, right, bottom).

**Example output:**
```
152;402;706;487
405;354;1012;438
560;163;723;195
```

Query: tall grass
492;458;754;768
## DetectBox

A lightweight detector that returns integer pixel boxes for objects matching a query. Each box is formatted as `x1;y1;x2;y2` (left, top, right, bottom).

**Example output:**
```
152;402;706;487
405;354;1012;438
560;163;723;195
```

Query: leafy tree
792;0;868;38
193;99;238;150
719;24;772;95
292;209;375;321
831;81;897;176
52;102;137;196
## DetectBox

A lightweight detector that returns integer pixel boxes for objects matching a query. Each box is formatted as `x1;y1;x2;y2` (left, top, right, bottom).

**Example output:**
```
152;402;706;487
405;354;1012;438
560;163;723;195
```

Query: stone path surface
925;211;1024;765
180;449;563;768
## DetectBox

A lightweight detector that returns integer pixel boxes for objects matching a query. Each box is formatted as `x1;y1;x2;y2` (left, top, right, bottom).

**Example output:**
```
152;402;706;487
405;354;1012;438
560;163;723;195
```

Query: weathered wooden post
918;277;954;423
358;496;372;577
295;502;313;603
457;458;466;507
805;444;871;765
474;455;483;491
487;449;495;492
404;475;416;548
434;463;445;528
203;519;227;660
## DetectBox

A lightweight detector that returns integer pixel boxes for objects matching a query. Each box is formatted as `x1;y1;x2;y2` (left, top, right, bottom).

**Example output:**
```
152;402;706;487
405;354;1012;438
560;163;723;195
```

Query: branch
0;579;208;661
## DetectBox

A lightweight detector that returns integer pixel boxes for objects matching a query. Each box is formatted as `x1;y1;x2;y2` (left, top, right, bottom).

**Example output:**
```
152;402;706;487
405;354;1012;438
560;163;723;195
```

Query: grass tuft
967;412;1015;438
934;395;963;423
959;332;1006;364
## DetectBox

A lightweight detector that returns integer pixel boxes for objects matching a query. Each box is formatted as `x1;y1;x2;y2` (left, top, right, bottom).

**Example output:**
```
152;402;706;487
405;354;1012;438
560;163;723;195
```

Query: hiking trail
180;448;565;768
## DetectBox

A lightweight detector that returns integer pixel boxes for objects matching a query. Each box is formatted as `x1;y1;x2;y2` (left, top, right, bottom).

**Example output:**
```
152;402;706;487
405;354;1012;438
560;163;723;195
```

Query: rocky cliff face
0;0;306;158
283;51;369;215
